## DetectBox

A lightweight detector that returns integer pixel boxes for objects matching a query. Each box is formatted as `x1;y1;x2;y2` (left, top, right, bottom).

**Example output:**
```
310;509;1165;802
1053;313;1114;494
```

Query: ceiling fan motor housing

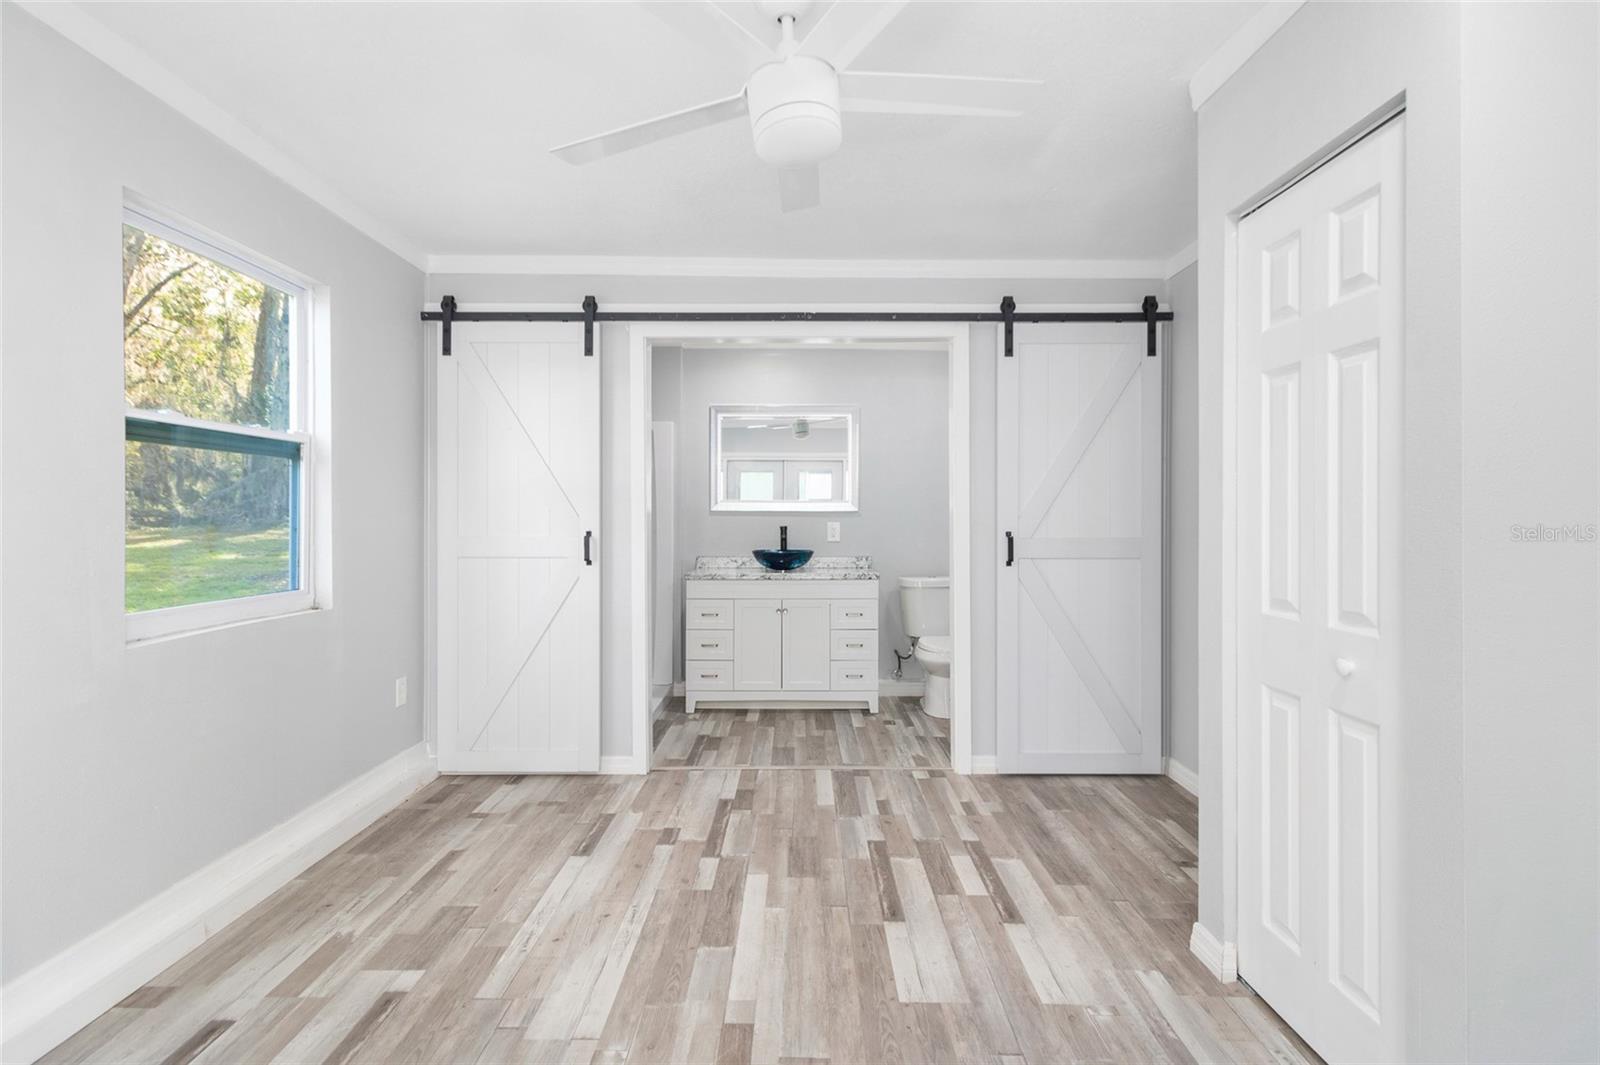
746;56;842;168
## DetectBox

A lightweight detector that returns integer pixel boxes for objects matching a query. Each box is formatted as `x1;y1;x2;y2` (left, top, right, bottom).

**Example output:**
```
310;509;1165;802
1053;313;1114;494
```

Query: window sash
121;202;318;639
124;411;311;637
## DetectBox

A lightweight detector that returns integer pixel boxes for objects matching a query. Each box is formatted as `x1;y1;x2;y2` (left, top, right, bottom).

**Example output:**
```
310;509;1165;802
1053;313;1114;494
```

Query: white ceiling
72;1;1260;264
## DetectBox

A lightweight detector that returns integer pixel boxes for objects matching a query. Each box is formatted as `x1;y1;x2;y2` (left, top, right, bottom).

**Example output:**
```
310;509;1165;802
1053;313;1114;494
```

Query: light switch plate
827;521;841;542
395;676;408;708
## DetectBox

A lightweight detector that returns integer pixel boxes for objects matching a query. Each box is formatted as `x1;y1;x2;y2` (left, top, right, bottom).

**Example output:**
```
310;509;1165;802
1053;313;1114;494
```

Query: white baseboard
0;743;437;1065
671;681;685;697
968;755;998;775
1164;755;1199;796
1189;922;1239;983
599;755;647;775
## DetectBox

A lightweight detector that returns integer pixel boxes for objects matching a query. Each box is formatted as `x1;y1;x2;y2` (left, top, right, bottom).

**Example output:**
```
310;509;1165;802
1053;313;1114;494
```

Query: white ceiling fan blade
838;71;1042;117
778;166;821;212
642;1;776;68
551;92;748;164
794;1;908;70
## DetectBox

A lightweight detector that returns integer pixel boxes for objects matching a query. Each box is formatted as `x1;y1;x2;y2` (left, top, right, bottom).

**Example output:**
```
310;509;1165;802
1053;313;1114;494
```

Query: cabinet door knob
1335;657;1357;678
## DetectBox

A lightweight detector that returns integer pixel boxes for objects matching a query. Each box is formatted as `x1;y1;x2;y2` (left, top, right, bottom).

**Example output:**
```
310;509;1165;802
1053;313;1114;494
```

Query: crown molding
1163;242;1198;280
1188;0;1307;111
424;254;1171;281
18;0;428;271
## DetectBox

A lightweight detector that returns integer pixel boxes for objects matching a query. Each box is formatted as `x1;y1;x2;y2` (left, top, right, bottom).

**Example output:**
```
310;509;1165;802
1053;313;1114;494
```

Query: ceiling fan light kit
747;55;841;168
549;0;1042;211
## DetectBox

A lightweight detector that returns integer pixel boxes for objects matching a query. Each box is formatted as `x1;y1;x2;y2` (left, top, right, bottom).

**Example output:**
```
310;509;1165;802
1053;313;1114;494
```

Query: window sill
126;594;320;646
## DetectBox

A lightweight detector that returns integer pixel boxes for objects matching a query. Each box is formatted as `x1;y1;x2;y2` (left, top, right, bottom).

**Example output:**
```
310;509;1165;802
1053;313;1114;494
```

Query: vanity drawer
830;601;877;629
686;662;733;690
831;661;877;690
830;630;877;660
685;630;733;660
685;600;734;629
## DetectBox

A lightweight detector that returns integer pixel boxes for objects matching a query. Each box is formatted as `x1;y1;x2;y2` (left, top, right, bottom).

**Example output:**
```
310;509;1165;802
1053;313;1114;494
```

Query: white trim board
1163;242;1198;280
1188;1;1307;111
1189;922;1239;983
0;744;437;1065
1164;756;1199;797
16;1;426;270
426;254;1174;281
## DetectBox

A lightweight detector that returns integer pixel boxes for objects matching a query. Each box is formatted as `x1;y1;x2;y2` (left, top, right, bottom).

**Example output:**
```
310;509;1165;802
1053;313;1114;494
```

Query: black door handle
1005;530;1014;567
583;530;593;566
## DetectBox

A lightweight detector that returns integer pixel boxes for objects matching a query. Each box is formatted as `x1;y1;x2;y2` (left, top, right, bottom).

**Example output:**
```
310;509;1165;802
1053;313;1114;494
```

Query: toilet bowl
898;576;953;720
913;634;952;719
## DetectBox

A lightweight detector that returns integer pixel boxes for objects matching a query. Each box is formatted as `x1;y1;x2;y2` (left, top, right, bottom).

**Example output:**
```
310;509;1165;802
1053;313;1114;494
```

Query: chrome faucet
779;525;788;550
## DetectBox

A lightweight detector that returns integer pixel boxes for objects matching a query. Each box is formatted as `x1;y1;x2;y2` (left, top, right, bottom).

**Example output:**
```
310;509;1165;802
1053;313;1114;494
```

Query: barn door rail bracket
422;295;1173;359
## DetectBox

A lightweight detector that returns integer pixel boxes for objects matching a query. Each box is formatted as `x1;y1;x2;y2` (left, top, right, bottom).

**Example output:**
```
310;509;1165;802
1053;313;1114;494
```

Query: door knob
1335;658;1357;678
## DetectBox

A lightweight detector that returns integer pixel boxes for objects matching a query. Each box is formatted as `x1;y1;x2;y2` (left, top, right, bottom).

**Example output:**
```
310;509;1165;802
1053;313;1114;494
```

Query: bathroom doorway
627;322;973;773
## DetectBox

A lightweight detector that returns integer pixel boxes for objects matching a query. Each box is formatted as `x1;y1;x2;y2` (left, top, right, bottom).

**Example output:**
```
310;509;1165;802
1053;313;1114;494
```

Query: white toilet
898;576;952;719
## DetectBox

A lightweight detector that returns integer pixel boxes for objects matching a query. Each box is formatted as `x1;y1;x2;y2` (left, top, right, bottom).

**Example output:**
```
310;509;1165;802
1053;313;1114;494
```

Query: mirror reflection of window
738;470;776;501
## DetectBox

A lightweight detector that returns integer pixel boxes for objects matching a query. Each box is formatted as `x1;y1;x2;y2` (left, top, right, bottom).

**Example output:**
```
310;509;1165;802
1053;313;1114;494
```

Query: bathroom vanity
684;555;879;714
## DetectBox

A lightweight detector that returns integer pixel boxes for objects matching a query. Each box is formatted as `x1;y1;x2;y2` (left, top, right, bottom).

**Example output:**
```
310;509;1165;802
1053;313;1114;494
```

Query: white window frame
123;203;318;642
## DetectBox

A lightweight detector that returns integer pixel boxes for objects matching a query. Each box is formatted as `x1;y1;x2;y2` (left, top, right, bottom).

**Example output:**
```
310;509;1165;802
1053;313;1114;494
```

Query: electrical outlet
394;676;408;708
827;521;841;542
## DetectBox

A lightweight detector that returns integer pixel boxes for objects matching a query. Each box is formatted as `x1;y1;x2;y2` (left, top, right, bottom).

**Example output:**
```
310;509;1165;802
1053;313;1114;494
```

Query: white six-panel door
1237;116;1404;1062
436;322;599;773
997;323;1163;774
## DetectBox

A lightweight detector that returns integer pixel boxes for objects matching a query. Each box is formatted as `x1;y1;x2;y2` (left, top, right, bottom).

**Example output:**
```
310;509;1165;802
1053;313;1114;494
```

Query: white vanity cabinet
684;567;879;714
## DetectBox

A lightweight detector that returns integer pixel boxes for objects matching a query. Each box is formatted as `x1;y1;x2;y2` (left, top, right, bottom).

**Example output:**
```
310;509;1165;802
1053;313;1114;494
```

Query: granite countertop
687;555;879;581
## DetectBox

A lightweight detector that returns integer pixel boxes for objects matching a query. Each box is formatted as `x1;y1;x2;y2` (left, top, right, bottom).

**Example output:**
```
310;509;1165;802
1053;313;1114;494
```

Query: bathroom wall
654;344;950;684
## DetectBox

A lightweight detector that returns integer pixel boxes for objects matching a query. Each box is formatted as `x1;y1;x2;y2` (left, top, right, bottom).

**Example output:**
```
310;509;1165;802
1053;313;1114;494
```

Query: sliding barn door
1236;116;1403;1062
436;322;599;773
997;323;1163;774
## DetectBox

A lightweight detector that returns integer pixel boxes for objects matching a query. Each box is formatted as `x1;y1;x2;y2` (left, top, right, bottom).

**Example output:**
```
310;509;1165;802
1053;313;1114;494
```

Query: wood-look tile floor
653;697;950;771
44;702;1317;1065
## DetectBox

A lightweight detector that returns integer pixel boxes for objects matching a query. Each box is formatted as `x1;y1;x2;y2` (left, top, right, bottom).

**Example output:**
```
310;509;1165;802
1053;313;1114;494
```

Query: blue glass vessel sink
753;549;813;571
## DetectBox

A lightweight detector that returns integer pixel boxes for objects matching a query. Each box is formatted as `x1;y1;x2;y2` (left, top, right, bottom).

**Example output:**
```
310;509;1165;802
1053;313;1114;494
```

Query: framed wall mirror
710;404;859;512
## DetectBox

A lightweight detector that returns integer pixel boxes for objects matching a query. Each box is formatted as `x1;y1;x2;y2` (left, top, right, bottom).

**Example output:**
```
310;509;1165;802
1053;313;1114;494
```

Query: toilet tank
899;576;951;639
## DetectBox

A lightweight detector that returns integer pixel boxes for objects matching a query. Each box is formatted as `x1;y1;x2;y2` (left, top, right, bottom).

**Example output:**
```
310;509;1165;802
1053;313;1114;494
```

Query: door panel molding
1234;115;1403;1063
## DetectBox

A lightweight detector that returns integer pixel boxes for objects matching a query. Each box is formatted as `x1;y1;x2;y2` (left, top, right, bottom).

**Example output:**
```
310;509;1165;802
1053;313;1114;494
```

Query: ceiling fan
550;0;1042;211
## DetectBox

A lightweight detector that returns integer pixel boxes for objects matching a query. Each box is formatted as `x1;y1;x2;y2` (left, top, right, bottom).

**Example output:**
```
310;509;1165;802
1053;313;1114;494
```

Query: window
123;205;315;638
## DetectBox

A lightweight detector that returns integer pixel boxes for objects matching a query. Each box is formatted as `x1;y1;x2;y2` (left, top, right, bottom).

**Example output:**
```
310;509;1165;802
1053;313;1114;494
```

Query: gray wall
1196;2;1597;1059
2;8;426;980
655;345;949;684
1458;5;1597;1060
1164;263;1199;775
426;274;1167;767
